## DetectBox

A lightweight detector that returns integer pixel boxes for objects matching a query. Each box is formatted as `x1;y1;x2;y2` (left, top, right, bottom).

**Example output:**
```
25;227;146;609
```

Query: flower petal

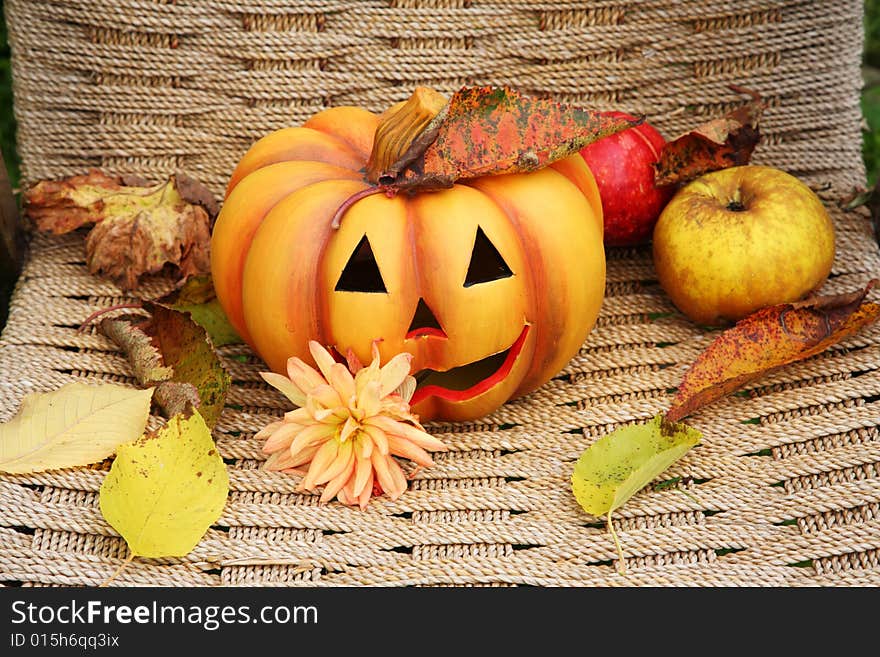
339;416;359;443
329;362;356;402
254;420;284;441
301;439;339;491
320;456;356;504
386;435;435;467
308;384;344;410
368;415;446;452
284;407;312;424
371;452;408;500
371;451;396;495
337;487;352;506
357;470;374;509
356;380;382;417
387;457;409;500
261;421;301;454
344;347;364;374
287;422;335;462
352;451;373;498
392;375;417;404
356;434;373;460
362;423;389;455
309;340;339;383
378;352;413;397
287;356;326;393
313;439;354;487
288;444;320;469
264;449;298;471
260;371;307;407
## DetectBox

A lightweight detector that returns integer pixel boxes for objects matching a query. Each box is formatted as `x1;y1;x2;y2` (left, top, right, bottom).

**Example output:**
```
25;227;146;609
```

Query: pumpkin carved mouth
410;325;530;405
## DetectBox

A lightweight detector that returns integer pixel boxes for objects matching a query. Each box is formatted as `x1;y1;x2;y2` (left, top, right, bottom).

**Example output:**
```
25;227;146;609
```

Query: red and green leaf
375;86;639;192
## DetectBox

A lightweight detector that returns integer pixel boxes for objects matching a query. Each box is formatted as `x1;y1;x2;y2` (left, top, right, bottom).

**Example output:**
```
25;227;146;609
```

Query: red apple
579;111;672;247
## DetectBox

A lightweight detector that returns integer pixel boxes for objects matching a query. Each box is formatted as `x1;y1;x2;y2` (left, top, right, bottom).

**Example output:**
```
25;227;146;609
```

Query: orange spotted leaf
666;280;880;423
654;87;764;187
380;86;640;192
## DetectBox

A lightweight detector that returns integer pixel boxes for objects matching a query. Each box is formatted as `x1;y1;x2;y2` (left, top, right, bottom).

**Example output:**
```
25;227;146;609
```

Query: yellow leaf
571;415;701;516
99;409;229;558
570;414;701;574
0;383;154;474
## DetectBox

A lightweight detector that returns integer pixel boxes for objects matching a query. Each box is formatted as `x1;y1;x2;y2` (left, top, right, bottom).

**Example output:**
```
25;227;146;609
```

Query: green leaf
570;414;701;574
0;383;154;474
155;275;242;347
99;409;229;558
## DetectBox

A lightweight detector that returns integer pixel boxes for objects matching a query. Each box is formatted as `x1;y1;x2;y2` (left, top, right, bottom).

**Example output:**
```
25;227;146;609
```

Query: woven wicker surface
2;0;879;586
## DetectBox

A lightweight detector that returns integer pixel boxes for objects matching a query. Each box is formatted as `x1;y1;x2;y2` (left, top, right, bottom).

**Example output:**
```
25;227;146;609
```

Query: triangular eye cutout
335;235;387;293
464;226;514;287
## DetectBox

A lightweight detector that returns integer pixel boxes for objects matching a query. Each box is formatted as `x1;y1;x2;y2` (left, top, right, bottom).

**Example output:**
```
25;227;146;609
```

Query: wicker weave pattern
2;0;880;586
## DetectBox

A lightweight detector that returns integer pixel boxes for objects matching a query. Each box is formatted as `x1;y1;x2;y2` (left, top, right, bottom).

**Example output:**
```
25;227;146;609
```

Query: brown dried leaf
175;171;221;220
100;316;172;384
24;169;123;234
26;170;217;291
666;280;880;422
654;87;764;187
154;381;201;420
100;306;230;429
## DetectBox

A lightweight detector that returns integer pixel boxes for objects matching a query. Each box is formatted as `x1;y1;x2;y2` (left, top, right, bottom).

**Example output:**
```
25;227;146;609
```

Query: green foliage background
0;4;879;331
863;0;880;185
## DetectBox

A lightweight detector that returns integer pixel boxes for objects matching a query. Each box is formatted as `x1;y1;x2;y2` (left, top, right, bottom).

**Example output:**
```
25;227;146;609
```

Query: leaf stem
78;303;144;333
607;511;627;576
676;487;705;507
98;551;135;587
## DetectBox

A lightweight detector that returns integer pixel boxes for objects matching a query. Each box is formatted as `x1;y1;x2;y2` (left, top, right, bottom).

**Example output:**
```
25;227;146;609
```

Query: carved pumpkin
212;91;606;421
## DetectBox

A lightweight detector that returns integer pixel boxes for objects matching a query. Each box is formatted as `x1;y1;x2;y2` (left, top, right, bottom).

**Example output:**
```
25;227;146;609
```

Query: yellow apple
652;165;835;326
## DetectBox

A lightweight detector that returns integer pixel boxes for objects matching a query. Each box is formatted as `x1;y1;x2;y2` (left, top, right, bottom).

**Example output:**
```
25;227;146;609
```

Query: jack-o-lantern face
212;105;605;421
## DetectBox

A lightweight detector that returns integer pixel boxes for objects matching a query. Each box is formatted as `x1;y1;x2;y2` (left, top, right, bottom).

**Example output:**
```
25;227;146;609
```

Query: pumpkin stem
331;185;396;230
365;86;448;185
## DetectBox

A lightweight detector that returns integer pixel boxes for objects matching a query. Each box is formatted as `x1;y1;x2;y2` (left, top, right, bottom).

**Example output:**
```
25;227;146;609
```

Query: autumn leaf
0;383;154;474
333;85;640;228
100;305;230;428
370;85;638;192
142;304;230;428
24;169;123;234
99;316;172;384
666;280;880;422
154;275;242;347
571;415;702;574
654;86;764;187
99;408;229;558
25;170;217;291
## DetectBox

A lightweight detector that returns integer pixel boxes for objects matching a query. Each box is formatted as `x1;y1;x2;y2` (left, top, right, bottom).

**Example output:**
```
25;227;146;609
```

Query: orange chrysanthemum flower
256;340;447;508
